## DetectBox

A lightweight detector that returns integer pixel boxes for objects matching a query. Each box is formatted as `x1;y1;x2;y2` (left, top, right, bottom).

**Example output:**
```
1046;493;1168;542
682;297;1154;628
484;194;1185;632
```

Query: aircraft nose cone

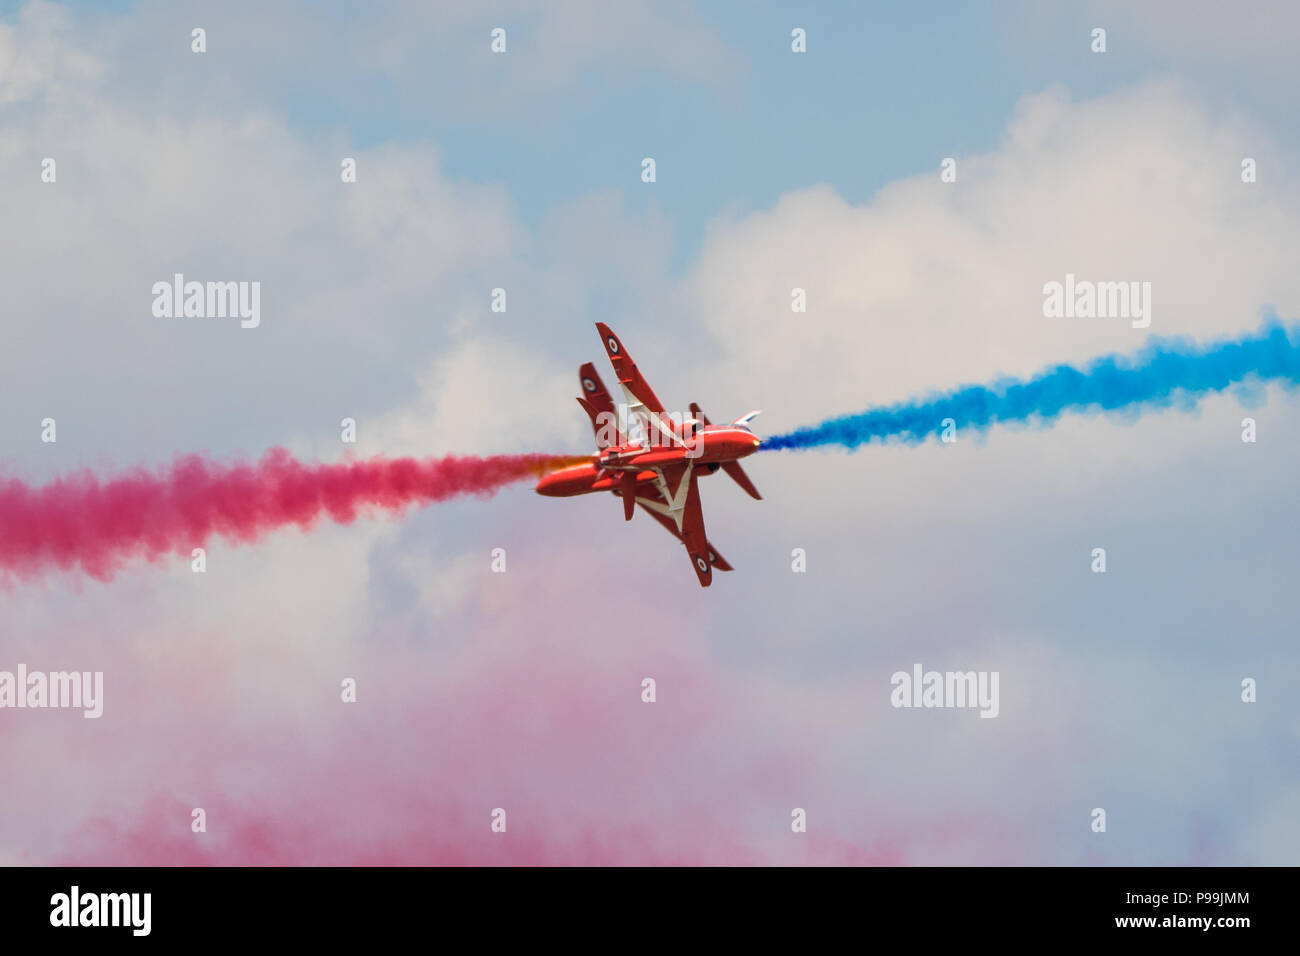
535;470;569;496
714;433;759;459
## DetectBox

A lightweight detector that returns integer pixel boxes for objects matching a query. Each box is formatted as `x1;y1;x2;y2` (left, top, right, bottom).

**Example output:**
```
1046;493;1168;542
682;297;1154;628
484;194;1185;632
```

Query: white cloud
2;1;1297;864
0;1;102;106
691;83;1298;432
369;335;585;456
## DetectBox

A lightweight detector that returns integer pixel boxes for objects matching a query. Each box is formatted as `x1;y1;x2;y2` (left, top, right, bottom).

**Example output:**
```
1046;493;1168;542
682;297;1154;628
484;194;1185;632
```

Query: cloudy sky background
1;0;1297;864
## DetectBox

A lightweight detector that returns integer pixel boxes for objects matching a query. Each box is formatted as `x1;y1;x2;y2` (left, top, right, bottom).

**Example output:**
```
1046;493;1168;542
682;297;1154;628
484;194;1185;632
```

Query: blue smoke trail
762;320;1300;451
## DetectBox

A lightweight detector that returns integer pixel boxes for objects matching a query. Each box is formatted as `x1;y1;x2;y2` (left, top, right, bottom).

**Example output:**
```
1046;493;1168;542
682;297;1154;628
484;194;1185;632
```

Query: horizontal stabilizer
722;461;761;500
690;403;762;499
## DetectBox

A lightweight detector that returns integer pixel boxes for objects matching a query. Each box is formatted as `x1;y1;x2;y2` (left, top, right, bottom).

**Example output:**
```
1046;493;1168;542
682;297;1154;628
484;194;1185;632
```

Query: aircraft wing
595;322;685;449
635;496;734;573
575;362;617;449
634;464;723;587
596;322;664;412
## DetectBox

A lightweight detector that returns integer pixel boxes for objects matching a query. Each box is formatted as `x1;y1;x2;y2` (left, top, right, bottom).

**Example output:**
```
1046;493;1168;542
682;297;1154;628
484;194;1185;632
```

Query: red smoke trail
0;449;590;581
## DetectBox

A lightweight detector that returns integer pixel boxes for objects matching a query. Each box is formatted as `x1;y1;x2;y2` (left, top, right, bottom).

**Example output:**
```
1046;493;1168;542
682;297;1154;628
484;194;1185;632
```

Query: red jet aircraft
536;323;762;586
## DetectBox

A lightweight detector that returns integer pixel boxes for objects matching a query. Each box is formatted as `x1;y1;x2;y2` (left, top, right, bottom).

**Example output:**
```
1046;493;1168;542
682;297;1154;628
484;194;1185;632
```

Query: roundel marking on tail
607;336;620;354
582;377;597;392
695;555;709;573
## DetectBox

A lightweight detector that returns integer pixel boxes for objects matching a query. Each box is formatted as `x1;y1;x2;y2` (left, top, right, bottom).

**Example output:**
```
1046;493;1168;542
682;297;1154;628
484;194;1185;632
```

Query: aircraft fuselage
536;425;758;497
535;322;762;586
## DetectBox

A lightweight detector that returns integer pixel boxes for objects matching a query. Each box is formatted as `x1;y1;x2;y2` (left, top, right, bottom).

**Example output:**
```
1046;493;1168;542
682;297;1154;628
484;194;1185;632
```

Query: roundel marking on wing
695;556;709;573
607;336;620;354
708;550;717;562
582;377;597;392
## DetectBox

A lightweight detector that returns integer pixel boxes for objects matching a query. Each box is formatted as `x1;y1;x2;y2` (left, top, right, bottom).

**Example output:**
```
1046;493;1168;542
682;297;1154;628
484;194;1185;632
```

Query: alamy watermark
1043;273;1151;329
890;663;999;718
0;665;103;718
592;406;709;458
50;886;150;936
152;273;260;328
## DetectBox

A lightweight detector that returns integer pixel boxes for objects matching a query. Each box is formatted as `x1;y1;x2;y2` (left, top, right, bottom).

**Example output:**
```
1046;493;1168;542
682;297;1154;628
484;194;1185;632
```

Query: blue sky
13;0;1295;272
223;2;1300;271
